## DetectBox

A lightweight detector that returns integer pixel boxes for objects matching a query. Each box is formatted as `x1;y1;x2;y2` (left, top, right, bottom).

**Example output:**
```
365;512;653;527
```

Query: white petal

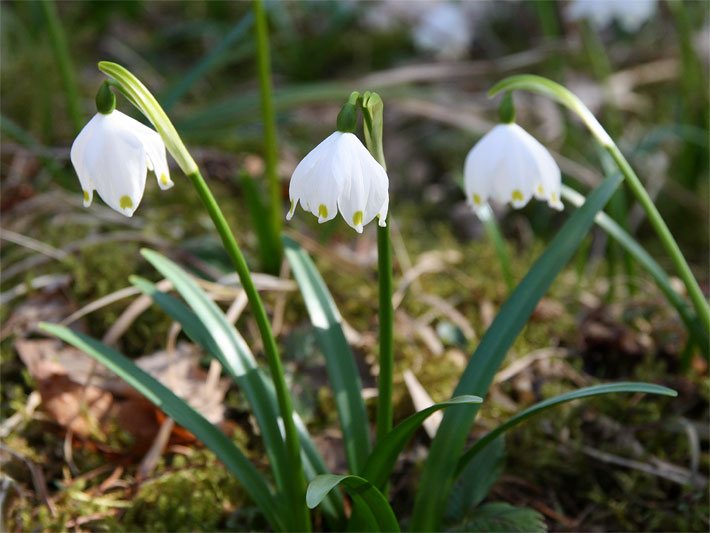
70;113;103;206
86;112;148;217
290;132;346;224
336;133;389;232
464;125;509;209
113;111;173;190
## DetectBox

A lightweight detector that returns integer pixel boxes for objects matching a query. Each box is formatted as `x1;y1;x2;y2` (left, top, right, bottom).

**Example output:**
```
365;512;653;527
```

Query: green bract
98;61;197;174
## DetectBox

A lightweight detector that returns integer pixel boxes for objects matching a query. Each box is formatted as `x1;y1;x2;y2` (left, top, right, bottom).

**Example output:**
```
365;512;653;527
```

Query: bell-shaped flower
287;131;389;233
70;110;173;217
464;123;563;213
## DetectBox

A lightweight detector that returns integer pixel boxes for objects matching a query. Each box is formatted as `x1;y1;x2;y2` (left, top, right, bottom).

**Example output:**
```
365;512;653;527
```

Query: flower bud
95;82;116;115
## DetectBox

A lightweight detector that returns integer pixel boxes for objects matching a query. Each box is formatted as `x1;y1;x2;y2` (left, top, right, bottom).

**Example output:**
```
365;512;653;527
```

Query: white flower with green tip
70;109;173;217
464;123;563;213
287;131;389;233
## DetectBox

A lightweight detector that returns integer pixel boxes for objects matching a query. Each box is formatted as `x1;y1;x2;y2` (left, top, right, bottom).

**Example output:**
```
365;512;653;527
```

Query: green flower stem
361;92;395;444
40;0;82;133
187;169;310;532
478;205;514;292
254;0;283;273
490;75;710;333
376;223;394;442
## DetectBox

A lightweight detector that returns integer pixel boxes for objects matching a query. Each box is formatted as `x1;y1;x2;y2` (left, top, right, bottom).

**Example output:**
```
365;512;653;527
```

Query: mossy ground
2;178;706;530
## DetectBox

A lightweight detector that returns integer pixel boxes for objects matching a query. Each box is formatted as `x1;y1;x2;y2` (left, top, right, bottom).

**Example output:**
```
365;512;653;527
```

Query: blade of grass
38;323;284;531
254;0;282;274
456;382;677;476
39;0;82;133
306;475;399;532
361;395;482;490
283;236;371;474
161;13;255;111
410;171;623;531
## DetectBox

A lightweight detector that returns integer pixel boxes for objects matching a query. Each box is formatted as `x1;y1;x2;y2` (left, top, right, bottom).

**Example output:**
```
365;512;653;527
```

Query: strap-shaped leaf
131;274;344;523
138;250;293;497
410;172;623;531
38;323;284;531
284;236;371;474
362;395;482;489
456;382;676;475
306;475;399;532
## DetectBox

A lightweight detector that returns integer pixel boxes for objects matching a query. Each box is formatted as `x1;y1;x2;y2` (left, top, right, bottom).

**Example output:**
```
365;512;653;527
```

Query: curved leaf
447;437;505;522
362;395;482;489
456;382;676;475
306;475;399;532
410;172;623;531
38;323;283;531
284;236;371;474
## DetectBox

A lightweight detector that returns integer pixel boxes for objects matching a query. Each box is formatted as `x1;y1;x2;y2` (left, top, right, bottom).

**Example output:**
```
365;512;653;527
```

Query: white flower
566;0;657;32
287;131;389;233
464;123;563;212
413;2;473;60
70;110;173;217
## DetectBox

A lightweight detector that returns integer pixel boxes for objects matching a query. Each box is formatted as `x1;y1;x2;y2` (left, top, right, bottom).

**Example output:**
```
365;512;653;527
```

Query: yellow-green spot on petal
473;193;482;205
353;210;363;226
83;190;90;203
119;195;133;210
318;204;328;219
550;192;559;202
511;189;524;202
536;184;544;195
160;173;170;186
289;199;295;213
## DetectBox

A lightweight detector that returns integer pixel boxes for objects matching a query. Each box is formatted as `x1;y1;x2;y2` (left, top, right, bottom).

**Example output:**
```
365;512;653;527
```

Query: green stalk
605;144;709;330
39;0;82;133
375;223;394;441
490;75;710;333
361;92;395;443
579;21;634;297
478;204;514;292
186;169;310;531
254;0;283;273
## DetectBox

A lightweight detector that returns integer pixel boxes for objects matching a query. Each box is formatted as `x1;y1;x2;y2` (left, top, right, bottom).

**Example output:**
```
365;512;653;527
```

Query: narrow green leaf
38;323;284;531
410;172;623;531
161;14;255;111
137;250;293;498
131;274;344;524
362;395;482;489
457;382;676;475
562;186;708;355
447;437;505;522
306;475;399;532
241;172;281;275
284;236;371;474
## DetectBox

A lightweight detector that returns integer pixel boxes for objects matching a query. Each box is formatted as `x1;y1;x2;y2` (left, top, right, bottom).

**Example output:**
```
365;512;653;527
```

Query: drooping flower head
464;94;563;213
70;82;173;217
286;93;389;233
